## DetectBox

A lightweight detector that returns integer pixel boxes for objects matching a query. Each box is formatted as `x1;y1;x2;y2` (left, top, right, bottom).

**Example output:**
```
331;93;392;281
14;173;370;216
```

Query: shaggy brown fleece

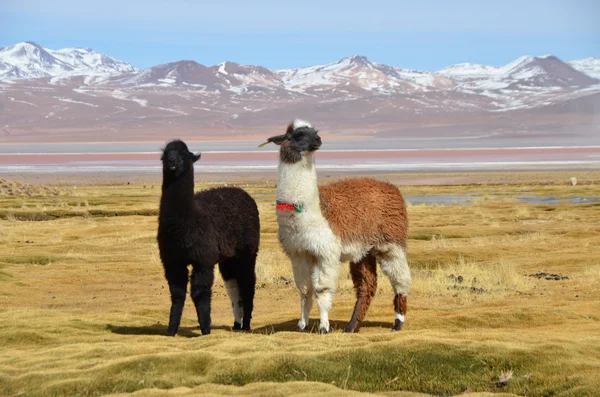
318;178;408;248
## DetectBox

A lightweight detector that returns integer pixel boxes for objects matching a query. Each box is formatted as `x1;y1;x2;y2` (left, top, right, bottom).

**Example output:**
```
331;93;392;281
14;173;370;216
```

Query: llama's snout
309;136;322;151
165;153;180;171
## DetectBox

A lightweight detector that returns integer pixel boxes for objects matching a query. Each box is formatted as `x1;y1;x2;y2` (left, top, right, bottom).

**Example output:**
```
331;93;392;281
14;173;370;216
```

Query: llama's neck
276;152;321;212
160;170;196;217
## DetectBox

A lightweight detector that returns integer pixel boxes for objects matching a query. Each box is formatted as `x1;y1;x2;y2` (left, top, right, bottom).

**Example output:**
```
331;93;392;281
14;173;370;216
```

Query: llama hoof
166;325;178;336
242;325;251;331
391;319;403;332
296;326;305;332
200;328;211;336
344;319;360;333
233;322;242;330
319;327;329;334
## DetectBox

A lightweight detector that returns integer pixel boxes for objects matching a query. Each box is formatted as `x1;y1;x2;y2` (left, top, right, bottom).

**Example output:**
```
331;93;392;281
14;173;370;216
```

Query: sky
1;0;599;71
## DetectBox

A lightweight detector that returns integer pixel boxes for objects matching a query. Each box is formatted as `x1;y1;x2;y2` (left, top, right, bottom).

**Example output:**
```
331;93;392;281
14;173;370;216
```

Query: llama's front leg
291;254;314;332
165;266;189;336
190;264;215;335
313;254;340;334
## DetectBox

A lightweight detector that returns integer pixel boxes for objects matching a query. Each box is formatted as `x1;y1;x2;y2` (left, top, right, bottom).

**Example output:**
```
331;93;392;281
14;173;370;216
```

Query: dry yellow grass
1;174;599;396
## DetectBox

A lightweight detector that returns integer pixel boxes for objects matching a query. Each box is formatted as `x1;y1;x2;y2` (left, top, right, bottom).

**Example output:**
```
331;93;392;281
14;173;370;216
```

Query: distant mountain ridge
1;42;598;90
1;41;598;142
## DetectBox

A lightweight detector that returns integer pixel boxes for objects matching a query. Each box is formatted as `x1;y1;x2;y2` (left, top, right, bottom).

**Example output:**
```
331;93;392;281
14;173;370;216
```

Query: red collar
276;200;303;213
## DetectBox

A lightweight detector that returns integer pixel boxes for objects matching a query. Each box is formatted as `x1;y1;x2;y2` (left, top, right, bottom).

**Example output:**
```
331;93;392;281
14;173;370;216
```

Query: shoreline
3;169;599;186
2;146;600;176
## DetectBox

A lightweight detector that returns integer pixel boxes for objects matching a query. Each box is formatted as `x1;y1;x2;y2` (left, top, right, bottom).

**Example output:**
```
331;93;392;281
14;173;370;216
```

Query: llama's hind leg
290;254;314;332
237;251;257;331
376;244;411;331
190;264;215;335
165;266;189;336
345;253;377;333
219;260;243;330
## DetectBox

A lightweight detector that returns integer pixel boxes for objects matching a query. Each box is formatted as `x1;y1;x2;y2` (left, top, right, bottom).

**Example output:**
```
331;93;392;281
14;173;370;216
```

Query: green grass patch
1;255;55;266
0;208;158;220
210;342;582;396
1;330;56;347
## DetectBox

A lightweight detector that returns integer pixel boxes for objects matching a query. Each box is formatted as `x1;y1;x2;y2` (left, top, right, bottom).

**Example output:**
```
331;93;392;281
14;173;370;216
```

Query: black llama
157;140;260;336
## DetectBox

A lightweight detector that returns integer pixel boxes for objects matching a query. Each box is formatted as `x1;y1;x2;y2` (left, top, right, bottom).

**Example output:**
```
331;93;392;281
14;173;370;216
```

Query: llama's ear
266;134;287;146
191;152;201;163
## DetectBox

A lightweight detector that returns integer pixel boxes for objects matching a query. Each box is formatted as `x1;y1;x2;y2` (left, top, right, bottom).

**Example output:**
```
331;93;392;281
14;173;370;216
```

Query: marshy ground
0;172;599;396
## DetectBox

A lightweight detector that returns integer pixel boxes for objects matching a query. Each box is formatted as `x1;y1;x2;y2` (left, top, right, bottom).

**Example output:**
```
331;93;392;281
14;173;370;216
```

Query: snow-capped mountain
211;62;283;90
51;47;136;75
0;42;74;79
115;60;284;94
0;42;136;80
118;60;221;87
278;55;452;93
439;55;597;90
126;57;324;91
568;57;600;79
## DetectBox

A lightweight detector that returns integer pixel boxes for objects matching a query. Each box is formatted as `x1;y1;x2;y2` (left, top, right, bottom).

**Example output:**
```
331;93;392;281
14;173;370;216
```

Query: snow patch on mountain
54;96;99;107
9;97;38;107
439;63;499;79
111;90;148;107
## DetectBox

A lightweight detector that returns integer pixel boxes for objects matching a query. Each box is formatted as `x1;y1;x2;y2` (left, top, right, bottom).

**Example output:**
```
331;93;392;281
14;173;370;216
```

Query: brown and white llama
262;119;410;334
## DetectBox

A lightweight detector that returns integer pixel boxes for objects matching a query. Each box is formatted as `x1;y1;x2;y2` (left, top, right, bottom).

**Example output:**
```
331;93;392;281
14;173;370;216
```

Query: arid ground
1;171;599;396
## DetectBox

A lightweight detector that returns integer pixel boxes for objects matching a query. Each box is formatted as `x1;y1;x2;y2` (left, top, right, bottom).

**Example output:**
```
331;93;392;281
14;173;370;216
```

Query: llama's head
264;119;322;164
161;140;201;177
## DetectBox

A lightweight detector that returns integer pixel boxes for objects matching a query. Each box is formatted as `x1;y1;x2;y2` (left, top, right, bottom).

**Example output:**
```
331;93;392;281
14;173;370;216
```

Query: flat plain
1;171;599;396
